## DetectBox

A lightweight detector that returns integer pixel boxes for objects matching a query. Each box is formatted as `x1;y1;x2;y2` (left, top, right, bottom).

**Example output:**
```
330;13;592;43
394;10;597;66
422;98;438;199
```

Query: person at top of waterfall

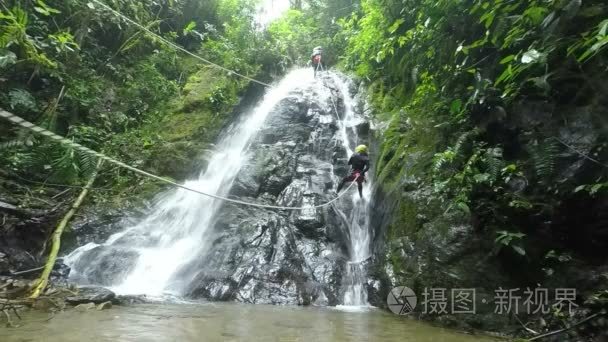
310;46;323;77
337;145;370;199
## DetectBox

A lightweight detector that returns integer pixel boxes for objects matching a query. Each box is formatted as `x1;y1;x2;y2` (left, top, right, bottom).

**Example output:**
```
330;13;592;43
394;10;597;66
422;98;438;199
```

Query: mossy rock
146;141;210;180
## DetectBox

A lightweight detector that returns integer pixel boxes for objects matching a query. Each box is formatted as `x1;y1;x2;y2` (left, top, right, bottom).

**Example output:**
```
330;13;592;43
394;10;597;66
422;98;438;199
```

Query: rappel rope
90;0;271;88
1;2;358;210
322;65;343;123
0;109;358;211
94;0;346;133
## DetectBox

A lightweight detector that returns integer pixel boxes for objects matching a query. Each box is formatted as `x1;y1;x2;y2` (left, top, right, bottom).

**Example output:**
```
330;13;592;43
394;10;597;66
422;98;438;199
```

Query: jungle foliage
1;0;607;334
0;0;279;202
335;0;608;324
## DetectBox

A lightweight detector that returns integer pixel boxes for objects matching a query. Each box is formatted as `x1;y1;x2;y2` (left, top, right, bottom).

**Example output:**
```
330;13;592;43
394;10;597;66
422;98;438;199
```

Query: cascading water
65;68;372;306
65;68;319;296
327;74;372;307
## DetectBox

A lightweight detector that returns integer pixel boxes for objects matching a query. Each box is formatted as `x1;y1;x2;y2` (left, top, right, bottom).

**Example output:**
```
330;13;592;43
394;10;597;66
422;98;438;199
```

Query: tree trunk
29;159;103;299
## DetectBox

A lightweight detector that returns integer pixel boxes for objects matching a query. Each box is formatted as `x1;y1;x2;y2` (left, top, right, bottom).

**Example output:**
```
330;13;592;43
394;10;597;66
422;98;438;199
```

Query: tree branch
527;312;604;341
29;159;103;299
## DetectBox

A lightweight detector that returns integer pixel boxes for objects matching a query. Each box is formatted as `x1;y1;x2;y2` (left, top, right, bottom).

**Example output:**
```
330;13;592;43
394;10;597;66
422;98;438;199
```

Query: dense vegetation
331;0;608;335
1;0;607;338
0;0;260;202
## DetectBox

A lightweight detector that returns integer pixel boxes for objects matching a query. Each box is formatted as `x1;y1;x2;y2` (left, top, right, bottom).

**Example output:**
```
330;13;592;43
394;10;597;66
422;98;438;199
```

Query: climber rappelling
310;46;323;78
337;145;370;199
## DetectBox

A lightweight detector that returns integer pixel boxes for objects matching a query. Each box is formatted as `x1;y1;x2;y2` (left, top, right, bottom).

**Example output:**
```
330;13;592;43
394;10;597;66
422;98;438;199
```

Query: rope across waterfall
0;109;358;211
91;0;271;88
0;2;359;211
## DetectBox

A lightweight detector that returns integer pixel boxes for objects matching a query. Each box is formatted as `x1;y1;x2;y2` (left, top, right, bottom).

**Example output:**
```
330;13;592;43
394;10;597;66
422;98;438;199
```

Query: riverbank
0;301;499;342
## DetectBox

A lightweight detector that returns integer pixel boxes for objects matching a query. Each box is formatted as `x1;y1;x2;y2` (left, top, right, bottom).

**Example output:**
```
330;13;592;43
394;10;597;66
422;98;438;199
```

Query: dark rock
355;121;370;136
96;301;112;310
114;294;149;305
62;72;368;309
66;286;116;304
180;76;364;304
50;258;71;279
230;163;260;197
0;252;8;274
369;184;514;331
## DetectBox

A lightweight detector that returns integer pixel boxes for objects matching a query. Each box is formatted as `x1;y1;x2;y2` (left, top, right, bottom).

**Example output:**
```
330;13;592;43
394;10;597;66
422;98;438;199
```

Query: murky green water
0;303;498;341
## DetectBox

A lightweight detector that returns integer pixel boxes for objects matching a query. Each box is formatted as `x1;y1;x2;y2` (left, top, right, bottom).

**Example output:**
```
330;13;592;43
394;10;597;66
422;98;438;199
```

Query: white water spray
66;68;317;296
327;74;372;307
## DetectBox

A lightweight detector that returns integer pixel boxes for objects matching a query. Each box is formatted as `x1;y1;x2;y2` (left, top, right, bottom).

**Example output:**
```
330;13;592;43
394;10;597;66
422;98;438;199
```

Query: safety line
320;64;343;123
90;0;272;87
552;137;608;169
93;0;349;128
0;109;358;210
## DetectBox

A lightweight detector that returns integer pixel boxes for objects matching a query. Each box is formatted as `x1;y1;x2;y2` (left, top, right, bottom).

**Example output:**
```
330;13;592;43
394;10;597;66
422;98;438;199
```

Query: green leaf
0;50;17;68
388;18;404;34
495;65;512;85
34;0;61;15
456;202;470;214
499;55;515;64
479;10;496;29
473;173;490;183
34;6;50;15
524;6;549;25
8;89;37;111
450;99;462;115
590;183;603;195
579;36;608;62
502;164;517;173
512;245;526;256
590;37;608;52
598;19;608;36
574;185;586;193
87;2;95;9
183;21;196;35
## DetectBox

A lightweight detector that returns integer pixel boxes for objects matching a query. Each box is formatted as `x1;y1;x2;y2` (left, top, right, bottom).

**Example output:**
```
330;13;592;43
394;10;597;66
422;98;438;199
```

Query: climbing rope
0;109;359;211
94;0;348;133
1;3;361;210
90;0;271;88
314;63;342;122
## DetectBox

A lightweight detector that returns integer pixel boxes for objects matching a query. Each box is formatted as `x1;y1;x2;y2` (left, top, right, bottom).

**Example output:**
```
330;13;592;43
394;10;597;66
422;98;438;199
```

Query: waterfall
327;74;372;307
65;68;317;296
64;68;372;306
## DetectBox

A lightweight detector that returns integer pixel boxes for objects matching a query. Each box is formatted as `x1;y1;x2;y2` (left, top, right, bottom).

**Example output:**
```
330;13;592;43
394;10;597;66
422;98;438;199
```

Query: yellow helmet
355;145;368;154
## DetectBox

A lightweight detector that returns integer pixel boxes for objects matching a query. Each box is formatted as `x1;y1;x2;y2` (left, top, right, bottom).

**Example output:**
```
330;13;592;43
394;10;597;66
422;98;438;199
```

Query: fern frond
0;139;25;149
453;128;480;160
0;130;38;150
77;149;98;178
484;147;505;183
433;150;455;174
48;143;79;183
530;140;560;181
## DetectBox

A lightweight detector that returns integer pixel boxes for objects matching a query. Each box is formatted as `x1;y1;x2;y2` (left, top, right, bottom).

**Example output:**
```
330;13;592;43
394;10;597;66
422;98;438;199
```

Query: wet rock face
183;75;361;305
70;246;138;286
66;285;116;304
367;185;514;331
0;197;64;276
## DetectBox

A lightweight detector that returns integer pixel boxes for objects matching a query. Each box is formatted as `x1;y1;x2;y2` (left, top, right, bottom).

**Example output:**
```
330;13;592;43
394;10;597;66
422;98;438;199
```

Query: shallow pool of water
1;302;498;341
